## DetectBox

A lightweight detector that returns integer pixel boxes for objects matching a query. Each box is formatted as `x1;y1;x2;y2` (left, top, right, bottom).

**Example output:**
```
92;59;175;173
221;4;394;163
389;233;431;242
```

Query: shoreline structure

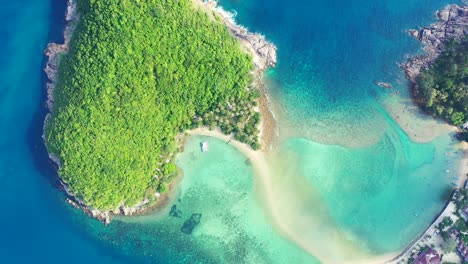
387;145;468;264
43;0;277;224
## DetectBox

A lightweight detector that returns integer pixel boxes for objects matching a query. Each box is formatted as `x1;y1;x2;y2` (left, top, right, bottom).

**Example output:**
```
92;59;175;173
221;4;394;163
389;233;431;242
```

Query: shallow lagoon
81;136;318;263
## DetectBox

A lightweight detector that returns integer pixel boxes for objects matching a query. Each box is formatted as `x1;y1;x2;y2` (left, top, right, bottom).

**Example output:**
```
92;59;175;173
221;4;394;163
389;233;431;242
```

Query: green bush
415;37;468;126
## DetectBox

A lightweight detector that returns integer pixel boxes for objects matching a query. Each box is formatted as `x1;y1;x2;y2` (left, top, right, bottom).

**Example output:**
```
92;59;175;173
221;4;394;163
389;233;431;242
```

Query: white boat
201;141;209;152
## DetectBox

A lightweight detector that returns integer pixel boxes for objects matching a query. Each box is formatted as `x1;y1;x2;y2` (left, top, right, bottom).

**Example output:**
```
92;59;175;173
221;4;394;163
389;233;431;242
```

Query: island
43;0;276;223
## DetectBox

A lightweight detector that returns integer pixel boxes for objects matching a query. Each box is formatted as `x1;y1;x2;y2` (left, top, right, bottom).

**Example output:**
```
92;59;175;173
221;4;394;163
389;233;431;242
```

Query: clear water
1;0;466;263
268;131;461;255
219;0;462;146
218;0;466;257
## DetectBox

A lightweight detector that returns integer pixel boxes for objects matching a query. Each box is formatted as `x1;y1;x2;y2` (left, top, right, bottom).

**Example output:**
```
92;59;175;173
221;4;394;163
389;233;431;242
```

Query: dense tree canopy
415;38;468;126
46;0;258;210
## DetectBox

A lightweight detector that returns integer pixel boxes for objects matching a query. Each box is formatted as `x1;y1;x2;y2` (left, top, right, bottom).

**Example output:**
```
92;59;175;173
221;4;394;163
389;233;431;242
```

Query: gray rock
228;24;277;70
403;5;468;83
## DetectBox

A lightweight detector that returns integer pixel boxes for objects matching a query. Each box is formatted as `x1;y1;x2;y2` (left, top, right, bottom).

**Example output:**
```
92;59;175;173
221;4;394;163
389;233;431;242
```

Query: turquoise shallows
104;136;319;263
218;0;465;255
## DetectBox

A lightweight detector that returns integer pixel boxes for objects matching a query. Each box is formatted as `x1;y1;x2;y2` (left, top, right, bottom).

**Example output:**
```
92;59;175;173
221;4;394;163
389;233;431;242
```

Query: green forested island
415;37;468;127
45;0;261;210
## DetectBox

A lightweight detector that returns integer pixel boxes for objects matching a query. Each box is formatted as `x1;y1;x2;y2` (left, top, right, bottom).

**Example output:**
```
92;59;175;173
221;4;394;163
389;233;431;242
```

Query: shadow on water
440;186;455;203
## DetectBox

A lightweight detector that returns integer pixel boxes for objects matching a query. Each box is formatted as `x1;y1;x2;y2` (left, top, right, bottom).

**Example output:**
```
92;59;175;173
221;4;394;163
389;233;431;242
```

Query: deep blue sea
0;0;126;262
0;0;465;263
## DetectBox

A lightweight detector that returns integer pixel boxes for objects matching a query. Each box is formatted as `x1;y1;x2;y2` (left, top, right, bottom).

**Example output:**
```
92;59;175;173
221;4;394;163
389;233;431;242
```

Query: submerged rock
375;82;393;89
169;204;182;218
181;213;202;234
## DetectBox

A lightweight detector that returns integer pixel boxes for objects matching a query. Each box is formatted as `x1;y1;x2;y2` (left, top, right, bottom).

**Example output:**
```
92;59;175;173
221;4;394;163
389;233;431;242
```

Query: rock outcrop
199;0;279;150
227;25;277;70
202;0;277;70
403;4;468;82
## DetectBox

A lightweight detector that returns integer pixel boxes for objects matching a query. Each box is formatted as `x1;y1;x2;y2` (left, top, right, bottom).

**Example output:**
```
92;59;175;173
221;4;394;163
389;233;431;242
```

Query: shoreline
42;0;118;224
386;197;459;263
388;4;468;263
43;0;278;224
388;143;468;263
195;0;279;150
41;1;466;262
402;5;468;84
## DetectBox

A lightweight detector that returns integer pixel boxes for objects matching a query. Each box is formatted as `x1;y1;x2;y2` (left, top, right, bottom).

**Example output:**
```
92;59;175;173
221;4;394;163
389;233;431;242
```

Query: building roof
413;248;441;264
458;242;468;261
450;228;460;238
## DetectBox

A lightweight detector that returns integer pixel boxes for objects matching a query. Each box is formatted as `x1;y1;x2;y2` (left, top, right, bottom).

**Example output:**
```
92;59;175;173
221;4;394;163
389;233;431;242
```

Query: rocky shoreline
197;0;278;149
402;4;468;83
44;0;277;224
43;0;166;224
44;0;119;224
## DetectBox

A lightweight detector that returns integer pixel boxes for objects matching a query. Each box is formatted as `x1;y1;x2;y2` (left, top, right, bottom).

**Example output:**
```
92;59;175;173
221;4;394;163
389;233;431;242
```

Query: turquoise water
272;131;459;253
1;0;466;263
219;0;466;256
2;0;312;262
65;136;317;263
220;0;461;145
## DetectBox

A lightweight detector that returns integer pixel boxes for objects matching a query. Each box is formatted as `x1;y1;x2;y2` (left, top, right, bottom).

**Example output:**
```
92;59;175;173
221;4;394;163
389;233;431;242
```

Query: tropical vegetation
46;0;259;210
415;37;468;129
